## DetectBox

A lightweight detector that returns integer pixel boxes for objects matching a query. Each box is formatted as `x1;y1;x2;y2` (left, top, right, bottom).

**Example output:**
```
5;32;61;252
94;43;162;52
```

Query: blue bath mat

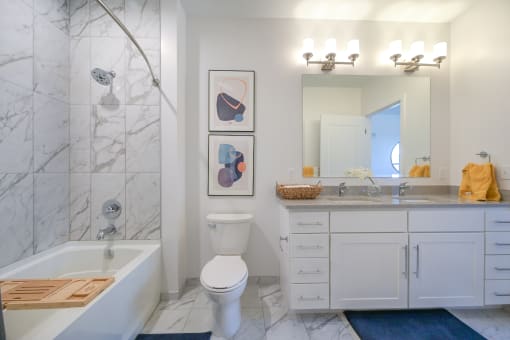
136;332;211;340
344;309;486;340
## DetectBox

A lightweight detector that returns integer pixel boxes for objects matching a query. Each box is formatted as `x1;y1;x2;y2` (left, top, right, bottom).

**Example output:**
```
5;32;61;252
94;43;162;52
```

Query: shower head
91;68;116;86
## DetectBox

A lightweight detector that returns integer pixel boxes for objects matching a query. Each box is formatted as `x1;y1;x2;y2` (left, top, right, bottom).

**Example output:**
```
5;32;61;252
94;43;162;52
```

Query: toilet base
212;299;241;338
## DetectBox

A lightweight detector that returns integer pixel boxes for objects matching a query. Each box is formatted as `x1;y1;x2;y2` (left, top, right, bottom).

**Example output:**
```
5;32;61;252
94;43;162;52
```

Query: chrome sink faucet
365;176;382;197
399;182;411;196
338;182;347;196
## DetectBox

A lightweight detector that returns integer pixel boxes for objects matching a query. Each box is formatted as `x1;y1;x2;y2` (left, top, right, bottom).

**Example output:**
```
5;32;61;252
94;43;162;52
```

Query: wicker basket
276;181;322;200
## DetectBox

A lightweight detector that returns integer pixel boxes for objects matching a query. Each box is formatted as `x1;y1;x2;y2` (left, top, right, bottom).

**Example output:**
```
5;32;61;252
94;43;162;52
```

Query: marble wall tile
70;105;91;172
90;37;126;105
126;106;160;172
91;104;125;172
34;13;70;103
70;38;91;105
89;0;124;37
70;173;91;240
91;173;125;239
126;38;160;105
126;173;160;239
125;0;160;39
34;94;70;173
34;0;69;33
34;173;70;253
0;0;34;90
0;81;33;173
0;173;34;268
69;0;90;37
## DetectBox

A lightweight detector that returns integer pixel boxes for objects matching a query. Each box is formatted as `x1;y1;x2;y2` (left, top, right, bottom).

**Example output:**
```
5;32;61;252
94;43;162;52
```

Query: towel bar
476;151;491;163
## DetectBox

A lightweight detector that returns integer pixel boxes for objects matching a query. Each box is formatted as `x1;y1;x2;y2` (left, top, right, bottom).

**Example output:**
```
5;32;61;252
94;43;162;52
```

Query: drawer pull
494;220;510;224
494;267;510;271
298;295;324;301
298;269;321;275
494;292;510;297
297;222;323;226
297;245;324;250
495;242;510;246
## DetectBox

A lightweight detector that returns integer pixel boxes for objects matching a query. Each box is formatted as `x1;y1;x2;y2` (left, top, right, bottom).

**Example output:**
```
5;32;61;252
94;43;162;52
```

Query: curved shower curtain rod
94;0;160;87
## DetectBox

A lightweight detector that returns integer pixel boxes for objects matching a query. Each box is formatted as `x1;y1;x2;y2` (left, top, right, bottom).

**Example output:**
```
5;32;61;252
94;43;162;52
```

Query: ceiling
181;0;479;23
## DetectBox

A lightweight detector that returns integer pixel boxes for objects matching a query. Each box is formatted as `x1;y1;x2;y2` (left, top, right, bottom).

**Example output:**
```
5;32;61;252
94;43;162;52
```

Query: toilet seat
200;256;248;293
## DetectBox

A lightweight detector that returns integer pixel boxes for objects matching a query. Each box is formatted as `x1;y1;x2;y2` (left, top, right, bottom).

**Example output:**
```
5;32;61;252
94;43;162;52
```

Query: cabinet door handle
494;220;510;224
297;245;323;250
495;243;510;246
403;245;408;278
298;269;321;275
297;222;323;226
495;267;510;271
413;245;420;278
279;236;288;252
494;292;510;297
298;295;324;301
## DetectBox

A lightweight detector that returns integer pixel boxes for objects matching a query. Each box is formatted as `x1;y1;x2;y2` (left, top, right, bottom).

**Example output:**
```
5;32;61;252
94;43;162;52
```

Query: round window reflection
391;143;400;172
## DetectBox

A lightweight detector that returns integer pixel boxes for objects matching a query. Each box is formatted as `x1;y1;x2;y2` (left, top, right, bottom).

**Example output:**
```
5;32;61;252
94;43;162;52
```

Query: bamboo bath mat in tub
0;277;114;310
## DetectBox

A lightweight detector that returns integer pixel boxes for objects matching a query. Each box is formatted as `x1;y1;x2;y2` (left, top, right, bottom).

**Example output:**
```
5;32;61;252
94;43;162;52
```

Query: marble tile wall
1;0;161;268
68;0;161;242
0;0;70;267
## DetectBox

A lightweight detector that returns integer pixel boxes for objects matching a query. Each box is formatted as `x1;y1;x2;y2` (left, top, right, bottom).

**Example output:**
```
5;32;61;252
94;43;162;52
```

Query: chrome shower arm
94;0;160;87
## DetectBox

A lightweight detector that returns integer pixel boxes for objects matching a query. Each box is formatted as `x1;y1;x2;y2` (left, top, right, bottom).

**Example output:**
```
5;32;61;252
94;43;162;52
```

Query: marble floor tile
450;308;510;340
143;308;190;334
262;290;287;330
183;306;215;333
301;313;350;340
266;313;309;340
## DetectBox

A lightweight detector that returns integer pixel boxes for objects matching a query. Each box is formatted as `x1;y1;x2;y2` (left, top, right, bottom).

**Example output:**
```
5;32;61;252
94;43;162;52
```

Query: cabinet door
409;233;484;308
331;233;408;309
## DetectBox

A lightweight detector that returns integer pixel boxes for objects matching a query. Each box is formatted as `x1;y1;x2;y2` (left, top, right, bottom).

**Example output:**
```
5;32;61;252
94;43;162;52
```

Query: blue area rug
345;309;486;340
136;332;211;340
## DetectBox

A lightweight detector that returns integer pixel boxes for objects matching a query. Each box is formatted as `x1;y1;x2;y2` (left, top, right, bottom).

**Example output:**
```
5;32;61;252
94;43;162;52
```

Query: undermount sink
394;197;434;203
321;196;381;204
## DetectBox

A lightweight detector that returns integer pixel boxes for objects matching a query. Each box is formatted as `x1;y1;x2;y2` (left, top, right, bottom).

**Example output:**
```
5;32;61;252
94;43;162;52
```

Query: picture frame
209;70;255;132
208;135;254;196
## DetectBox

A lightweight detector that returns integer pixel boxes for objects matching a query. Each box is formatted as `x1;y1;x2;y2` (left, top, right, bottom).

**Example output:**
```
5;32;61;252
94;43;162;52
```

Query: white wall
450;0;510;190
186;17;450;277
161;0;187;296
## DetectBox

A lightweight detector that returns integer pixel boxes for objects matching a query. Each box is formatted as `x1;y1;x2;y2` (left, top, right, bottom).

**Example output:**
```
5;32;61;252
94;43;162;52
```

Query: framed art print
208;135;254;196
209;70;255;132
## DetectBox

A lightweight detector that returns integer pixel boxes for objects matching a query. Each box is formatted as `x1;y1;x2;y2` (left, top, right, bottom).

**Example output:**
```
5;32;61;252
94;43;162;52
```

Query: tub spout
97;224;117;240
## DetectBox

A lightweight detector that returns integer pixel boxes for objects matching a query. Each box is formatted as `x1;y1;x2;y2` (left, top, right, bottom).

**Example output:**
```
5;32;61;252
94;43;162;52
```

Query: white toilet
200;213;252;338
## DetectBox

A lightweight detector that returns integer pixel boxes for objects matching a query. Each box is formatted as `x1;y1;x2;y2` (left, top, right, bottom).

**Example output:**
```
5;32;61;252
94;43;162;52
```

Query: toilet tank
207;213;253;255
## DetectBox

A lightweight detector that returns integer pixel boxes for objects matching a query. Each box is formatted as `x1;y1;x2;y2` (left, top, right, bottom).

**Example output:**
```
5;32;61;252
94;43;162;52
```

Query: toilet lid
201;256;248;290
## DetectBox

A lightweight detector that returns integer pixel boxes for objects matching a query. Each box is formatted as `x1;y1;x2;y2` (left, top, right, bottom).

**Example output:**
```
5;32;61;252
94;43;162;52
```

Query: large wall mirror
302;75;431;178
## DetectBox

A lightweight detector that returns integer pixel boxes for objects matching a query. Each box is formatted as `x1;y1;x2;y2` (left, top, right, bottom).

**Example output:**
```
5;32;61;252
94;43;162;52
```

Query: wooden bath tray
0;277;114;310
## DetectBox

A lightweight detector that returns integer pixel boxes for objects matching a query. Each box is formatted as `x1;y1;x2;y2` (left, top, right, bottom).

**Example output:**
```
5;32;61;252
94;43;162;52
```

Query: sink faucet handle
399;182;411;196
338;182;347;196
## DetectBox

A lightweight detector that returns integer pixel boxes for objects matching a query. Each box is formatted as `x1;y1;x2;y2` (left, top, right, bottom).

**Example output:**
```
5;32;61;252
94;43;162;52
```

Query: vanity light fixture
389;40;447;72
302;38;360;71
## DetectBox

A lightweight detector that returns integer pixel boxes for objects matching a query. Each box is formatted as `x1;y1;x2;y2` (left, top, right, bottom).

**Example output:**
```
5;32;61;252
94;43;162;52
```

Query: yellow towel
302;166;314;177
409;165;429;177
459;163;501;201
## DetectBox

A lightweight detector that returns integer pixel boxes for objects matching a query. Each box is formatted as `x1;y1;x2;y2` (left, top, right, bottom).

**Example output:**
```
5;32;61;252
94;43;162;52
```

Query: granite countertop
279;194;510;209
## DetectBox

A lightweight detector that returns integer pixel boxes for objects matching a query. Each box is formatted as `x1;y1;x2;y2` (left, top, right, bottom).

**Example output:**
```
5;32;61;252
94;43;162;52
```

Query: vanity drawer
330;210;407;233
408;209;484;232
485;280;510;305
486;255;510;279
290;258;329;283
486;209;510;231
290;212;329;233
486;232;510;254
290;234;329;258
290;283;329;309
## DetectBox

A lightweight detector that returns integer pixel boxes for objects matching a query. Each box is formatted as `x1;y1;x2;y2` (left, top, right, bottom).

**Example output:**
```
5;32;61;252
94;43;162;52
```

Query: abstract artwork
209;70;255;132
208;135;254;196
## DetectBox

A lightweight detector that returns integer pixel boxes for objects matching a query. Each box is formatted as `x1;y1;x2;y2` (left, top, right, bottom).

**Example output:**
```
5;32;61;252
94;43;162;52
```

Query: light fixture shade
325;38;337;56
433;41;447;59
410;41;425;58
347;39;360;55
389;40;402;57
303;38;314;54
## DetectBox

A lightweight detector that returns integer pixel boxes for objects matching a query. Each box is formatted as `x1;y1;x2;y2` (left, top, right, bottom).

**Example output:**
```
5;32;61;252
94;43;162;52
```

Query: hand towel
409;165;428;177
423;165;431;177
459;163;501;201
302;166;314;177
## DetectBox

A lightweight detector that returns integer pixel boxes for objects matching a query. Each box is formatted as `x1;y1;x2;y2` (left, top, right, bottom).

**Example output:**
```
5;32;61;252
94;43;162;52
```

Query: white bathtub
0;241;161;340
